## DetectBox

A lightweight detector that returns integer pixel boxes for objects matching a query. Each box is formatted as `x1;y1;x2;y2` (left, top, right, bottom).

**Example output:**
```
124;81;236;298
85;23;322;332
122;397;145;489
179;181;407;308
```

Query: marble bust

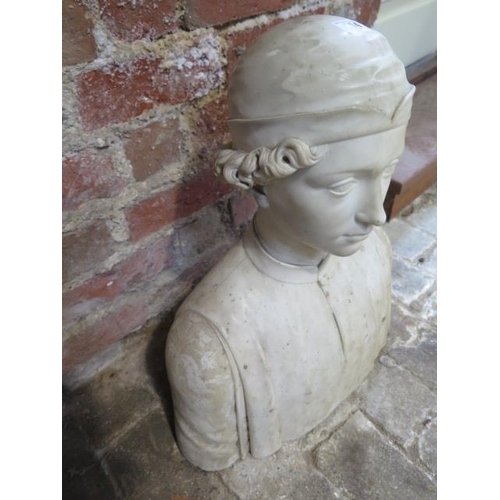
166;15;414;471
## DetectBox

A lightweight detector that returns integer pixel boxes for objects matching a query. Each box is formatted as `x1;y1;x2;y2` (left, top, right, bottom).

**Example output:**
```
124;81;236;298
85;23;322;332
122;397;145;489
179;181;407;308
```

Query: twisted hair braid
213;138;325;189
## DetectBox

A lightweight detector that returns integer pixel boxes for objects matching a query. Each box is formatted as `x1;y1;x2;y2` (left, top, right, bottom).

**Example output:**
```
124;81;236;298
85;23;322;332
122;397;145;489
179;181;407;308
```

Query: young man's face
263;126;407;257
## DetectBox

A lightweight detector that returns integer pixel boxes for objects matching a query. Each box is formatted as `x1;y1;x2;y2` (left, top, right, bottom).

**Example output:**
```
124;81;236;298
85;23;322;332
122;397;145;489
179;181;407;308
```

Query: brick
126;169;233;242
63;150;126;210
63;221;115;284
403;201;437;236
169;207;234;284
357;364;436;448
124;118;183;182
97;0;177;42
387;300;425;348
191;94;230;161
77;33;223;130
388;334;437;392
171;206;226;263
299;401;359;455
383;219;435;263
104;409;237;500
224;7;326;77
176;243;232;287
225;21;281;77
63;237;173;323
63;353;159;450
62;296;151;374
62;342;123;391
416;246;437;278
62;413;116;500
185;0;296;29
62;0;97;66
315;411;436;499
230;193;258;227
420;287;437;324
220;444;336;500
418;417;437;474
353;0;381;26
63;276;192;375
391;256;435;306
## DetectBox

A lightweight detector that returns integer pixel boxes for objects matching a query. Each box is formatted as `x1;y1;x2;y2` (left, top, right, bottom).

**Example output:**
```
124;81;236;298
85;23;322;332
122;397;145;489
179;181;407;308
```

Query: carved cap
228;15;415;150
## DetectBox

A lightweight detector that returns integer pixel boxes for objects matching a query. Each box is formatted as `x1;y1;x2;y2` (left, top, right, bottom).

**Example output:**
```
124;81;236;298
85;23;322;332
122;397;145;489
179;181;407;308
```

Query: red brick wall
62;0;381;377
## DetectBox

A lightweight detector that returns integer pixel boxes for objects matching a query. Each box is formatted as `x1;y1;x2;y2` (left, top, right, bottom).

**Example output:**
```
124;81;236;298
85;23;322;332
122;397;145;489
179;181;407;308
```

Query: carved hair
213;138;326;189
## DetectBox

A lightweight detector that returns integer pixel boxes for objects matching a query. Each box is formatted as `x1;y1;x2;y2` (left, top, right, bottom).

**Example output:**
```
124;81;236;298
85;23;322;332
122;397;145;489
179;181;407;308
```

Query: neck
253;209;327;267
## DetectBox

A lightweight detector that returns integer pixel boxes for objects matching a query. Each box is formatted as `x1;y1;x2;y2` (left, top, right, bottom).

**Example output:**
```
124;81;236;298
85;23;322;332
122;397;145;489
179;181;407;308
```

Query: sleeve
165;310;240;471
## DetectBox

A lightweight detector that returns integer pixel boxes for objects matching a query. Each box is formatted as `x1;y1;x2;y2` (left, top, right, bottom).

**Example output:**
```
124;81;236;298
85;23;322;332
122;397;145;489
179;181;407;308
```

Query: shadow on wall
63;310;181;500
146;312;177;433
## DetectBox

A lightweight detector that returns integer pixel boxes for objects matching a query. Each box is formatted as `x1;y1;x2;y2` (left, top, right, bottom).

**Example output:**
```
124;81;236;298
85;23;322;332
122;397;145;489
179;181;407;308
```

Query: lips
344;232;370;242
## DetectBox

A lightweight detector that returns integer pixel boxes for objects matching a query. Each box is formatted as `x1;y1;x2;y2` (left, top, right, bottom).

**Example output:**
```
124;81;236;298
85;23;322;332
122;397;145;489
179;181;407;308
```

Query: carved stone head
214;15;414;258
166;16;416;472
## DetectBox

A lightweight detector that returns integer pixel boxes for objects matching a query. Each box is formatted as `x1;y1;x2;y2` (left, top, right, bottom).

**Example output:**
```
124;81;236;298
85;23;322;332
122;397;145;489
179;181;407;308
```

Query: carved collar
243;223;331;285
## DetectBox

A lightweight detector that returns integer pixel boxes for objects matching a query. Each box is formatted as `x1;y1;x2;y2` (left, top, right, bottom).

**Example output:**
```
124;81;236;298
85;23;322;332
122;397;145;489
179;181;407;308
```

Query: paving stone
356;364;436;448
296;398;359;451
63;320;176;452
104;408;237;500
392;256;436;306
63;359;160;451
65;384;159;453
379;354;398;368
400;185;436;215
389;334;437;392
386;301;421;348
383;218;436;262
425;182;437;197
220;443;336;500
63;413;117;500
416;245;437;276
404;201;437;236
418;417;437;474
315;411;436;500
421;289;437;324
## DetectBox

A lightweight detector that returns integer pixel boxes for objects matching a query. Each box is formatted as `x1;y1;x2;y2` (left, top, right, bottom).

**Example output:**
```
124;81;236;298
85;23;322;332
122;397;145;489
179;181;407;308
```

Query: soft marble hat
228;15;415;151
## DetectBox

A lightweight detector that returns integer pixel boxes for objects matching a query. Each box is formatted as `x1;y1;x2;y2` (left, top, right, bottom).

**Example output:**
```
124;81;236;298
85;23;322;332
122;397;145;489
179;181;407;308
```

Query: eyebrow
331;157;400;175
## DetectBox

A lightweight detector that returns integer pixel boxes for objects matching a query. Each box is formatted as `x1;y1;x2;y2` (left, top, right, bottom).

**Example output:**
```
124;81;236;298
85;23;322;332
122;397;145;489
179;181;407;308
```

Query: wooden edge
390;159;436;219
406;52;437;85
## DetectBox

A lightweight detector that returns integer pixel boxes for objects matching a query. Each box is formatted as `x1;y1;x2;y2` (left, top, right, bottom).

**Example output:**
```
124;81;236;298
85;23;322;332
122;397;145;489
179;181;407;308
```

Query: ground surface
63;184;437;500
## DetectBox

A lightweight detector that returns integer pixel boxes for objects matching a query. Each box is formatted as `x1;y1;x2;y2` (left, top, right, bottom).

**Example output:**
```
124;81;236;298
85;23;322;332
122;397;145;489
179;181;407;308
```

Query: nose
355;186;387;227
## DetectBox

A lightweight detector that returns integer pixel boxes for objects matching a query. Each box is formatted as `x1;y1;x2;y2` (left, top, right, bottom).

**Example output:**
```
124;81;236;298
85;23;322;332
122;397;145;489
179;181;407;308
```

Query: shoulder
166;310;230;382
176;239;271;321
165;310;241;470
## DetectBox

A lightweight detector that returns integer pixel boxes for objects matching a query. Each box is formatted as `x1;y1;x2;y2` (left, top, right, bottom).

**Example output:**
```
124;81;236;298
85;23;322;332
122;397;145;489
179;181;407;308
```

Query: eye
329;178;357;196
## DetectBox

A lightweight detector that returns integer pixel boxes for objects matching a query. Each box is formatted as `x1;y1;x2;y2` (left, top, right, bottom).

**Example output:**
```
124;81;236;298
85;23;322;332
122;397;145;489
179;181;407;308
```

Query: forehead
312;126;407;175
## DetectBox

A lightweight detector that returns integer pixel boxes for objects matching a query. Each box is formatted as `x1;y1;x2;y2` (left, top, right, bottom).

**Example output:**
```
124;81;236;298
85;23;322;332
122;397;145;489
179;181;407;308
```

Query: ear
252;186;270;208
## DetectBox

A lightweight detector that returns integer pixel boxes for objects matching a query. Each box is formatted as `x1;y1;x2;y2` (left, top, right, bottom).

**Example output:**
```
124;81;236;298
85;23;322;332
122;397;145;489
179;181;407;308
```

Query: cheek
318;193;357;222
267;184;359;234
293;199;355;241
267;183;308;214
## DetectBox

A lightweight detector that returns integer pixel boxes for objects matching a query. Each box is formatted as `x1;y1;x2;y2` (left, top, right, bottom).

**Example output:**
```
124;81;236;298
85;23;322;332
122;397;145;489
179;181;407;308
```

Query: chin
326;241;364;257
